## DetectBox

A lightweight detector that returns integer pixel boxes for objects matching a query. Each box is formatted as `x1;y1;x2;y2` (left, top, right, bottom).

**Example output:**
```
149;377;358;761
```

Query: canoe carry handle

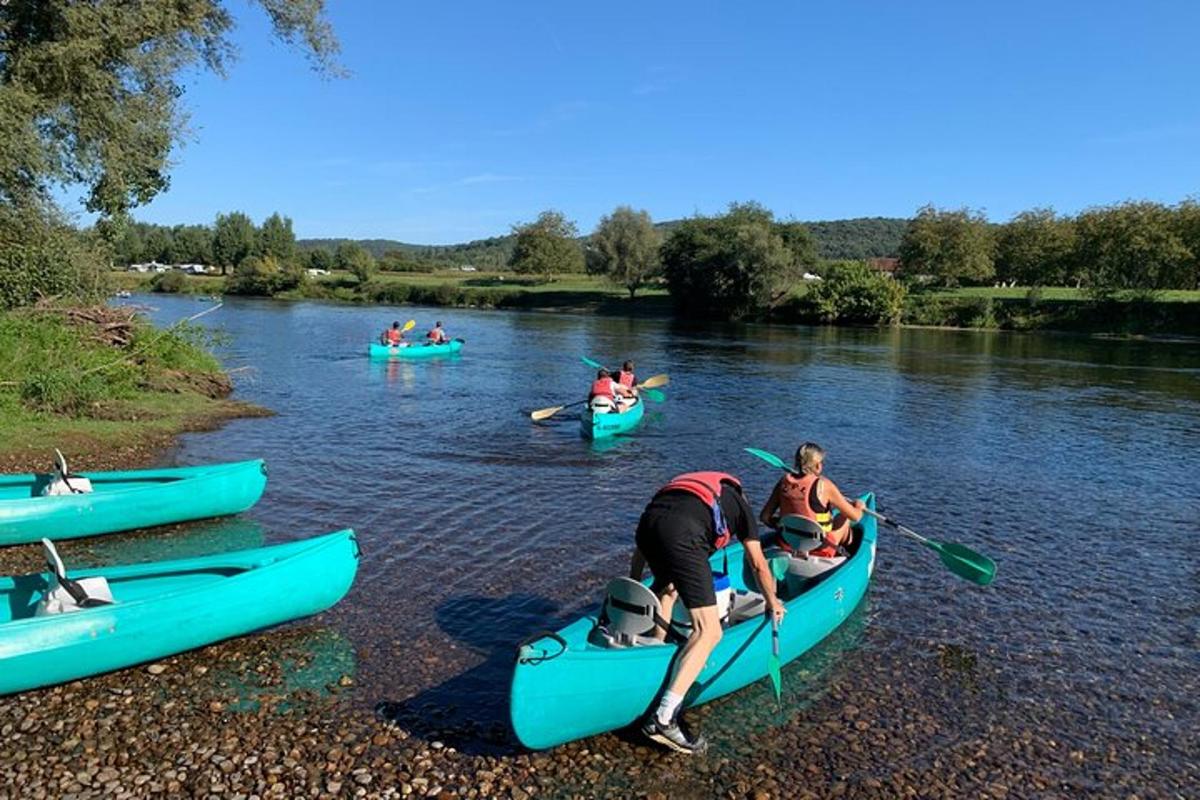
515;631;567;665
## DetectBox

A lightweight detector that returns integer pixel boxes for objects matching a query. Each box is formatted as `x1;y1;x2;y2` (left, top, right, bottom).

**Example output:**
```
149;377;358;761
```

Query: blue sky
114;0;1200;243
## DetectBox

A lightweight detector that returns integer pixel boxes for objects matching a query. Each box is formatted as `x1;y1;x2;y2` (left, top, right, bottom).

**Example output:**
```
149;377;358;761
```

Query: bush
363;281;411;304
225;255;306;296
0;208;107;309
802;261;906;324
151;270;186;293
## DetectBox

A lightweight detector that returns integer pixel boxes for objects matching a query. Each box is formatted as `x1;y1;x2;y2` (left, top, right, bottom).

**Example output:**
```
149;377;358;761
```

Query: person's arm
629;547;647;580
824;479;864;522
743;539;785;622
758;481;782;529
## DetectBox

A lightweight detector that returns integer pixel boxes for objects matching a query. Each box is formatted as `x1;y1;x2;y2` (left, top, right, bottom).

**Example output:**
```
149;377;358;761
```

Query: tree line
898;200;1200;293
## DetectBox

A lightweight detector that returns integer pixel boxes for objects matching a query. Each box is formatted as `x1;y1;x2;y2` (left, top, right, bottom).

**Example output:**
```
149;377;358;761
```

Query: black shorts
635;503;717;610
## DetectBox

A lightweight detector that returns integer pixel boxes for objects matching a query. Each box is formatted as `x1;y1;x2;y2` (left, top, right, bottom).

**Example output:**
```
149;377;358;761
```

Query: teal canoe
581;397;645;440
0;460;268;547
0;530;358;695
510;495;878;750
368;339;463;359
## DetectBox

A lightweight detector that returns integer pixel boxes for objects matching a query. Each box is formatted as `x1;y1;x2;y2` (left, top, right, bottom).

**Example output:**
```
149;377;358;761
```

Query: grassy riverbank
112;270;1200;336
0;306;267;471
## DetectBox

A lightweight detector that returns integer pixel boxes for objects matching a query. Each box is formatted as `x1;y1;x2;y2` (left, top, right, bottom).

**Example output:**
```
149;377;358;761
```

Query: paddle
641;387;665;403
583;358;667;397
382;319;416;347
766;555;788;703
743;447;997;587
580;355;604;370
530;399;588;421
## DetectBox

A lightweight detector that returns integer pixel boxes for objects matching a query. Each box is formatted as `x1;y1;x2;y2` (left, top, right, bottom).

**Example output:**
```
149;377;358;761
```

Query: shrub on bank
225;255;306;296
0;208;107;309
151;270;186;293
800;260;906;324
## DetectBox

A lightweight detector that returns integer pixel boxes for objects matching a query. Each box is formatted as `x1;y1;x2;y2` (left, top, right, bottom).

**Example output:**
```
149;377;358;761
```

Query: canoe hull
580;397;645;440
0;530;358;695
368;340;462;359
510;495;877;750
0;460;268;546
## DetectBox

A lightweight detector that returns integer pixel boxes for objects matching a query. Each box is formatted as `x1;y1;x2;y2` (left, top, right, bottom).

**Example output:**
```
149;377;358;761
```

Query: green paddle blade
641;387;665;403
744;447;791;472
581;356;604;369
934;541;997;586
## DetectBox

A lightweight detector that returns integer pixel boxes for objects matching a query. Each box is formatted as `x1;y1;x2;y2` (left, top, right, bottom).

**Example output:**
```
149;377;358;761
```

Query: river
115;294;1200;796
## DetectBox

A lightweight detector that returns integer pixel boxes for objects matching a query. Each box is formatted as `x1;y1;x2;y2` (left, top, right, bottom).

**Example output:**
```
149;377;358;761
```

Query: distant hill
297;216;908;265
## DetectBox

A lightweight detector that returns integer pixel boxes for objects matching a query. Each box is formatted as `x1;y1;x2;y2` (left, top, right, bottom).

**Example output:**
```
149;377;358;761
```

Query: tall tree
588;206;661;298
212;212;257;275
509;210;584;277
660;202;812;320
898;205;995;286
995;208;1076;286
0;1;339;218
1073;201;1193;295
258;212;297;262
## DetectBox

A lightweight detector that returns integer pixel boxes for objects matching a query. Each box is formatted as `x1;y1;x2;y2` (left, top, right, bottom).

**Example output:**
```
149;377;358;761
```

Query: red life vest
774;473;836;553
387;329;402;345
427;328;445;343
590;378;615;400
616;370;636;388
657;471;742;550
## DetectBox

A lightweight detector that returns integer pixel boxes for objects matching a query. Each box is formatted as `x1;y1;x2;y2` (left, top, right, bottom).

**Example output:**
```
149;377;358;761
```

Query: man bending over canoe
629;472;785;754
759;442;864;556
588;368;635;411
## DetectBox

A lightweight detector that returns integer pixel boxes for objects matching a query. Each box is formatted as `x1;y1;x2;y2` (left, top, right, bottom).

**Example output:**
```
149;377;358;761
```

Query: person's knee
688;606;723;647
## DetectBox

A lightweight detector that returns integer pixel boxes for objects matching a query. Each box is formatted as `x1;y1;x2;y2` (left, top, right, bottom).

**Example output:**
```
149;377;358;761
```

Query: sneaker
640;714;707;755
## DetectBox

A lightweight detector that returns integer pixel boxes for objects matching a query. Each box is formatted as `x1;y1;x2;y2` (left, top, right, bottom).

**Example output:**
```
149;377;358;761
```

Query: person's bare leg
665;605;721;696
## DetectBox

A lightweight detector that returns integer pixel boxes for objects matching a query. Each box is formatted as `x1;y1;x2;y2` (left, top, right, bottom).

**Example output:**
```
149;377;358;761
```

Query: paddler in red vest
759;442;864;557
628;472;784;754
615;360;637;391
381;321;406;347
588;368;634;411
427;321;449;344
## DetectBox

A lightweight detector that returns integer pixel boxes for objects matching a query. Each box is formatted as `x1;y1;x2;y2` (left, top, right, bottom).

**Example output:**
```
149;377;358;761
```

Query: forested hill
297;216;907;264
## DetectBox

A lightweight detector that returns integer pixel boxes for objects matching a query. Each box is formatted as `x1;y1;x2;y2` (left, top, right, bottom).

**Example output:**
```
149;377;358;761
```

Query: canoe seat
778;514;826;554
40;449;93;496
594;578;673;647
589;397;616;414
35;538;114;616
727;590;767;625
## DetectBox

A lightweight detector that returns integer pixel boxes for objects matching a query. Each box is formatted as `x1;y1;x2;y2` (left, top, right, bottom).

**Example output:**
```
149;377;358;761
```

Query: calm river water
118;295;1199;795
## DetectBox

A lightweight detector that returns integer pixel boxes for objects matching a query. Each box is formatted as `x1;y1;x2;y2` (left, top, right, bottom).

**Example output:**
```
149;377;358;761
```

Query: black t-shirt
639;481;757;550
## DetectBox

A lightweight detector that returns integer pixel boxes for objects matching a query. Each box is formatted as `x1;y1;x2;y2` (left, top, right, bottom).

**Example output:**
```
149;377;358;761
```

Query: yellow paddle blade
402;319;416;332
530;405;565;421
637;374;669;390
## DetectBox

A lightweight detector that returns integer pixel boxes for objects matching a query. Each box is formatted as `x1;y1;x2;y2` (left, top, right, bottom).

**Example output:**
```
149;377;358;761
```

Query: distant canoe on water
367;339;463;359
0;531;359;695
0;460;268;546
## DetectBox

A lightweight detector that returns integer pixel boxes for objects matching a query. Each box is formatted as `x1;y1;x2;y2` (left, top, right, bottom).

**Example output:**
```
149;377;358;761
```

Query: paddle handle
860;507;929;545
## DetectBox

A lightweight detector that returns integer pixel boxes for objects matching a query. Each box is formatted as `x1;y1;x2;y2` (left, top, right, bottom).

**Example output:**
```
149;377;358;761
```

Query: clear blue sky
120;0;1200;243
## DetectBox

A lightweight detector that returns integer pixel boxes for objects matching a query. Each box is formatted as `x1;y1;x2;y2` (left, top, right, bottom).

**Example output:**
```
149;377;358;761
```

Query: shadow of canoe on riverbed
373;592;593;756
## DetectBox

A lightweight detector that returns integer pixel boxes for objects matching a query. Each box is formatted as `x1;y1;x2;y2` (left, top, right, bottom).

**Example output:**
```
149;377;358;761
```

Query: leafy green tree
258;212;297;262
509;210;585;277
995;208;1076;286
173;224;215;265
142;226;175;264
1175;199;1200;289
803;260;907;324
588;206;660;298
1073;201;1193;296
660;202;811;320
0;1;339;218
306;248;334;271
212;212;257;275
346;249;377;283
898;205;995;286
225;254;305;296
0;207;107;309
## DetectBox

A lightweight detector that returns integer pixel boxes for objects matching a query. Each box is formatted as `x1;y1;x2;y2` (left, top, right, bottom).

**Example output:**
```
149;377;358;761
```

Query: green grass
928;286;1200;302
0;308;254;464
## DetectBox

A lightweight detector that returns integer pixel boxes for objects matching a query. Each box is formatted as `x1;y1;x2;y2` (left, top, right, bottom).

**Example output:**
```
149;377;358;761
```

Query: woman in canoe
588;368;635;412
427;321;449;344
380;321;407;347
629;472;785;754
759;442;864;557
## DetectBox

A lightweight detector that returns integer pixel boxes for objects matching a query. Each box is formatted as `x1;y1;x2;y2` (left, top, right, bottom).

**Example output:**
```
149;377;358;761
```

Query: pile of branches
29;300;139;348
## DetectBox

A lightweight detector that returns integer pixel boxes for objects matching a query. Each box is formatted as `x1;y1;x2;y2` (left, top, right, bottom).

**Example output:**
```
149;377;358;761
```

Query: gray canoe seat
727;590;766;624
779;514;826;554
593;577;671;647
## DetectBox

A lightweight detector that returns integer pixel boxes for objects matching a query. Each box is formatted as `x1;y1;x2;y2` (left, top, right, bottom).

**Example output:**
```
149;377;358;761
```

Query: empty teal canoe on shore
368;339;463;359
0;460;268;546
0;530;358;695
580;396;645;440
510;495;877;750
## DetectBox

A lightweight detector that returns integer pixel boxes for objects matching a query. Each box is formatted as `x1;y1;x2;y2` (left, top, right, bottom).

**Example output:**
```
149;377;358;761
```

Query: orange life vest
589;378;615;401
657;471;742;550
387;329;402;345
616;370;636;388
774;472;837;553
427;328;445;342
